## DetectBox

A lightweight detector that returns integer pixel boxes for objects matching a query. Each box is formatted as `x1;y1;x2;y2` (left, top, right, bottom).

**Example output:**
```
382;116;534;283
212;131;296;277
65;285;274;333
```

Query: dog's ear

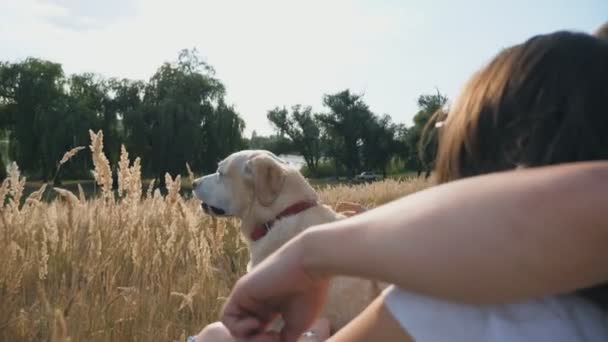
246;154;286;206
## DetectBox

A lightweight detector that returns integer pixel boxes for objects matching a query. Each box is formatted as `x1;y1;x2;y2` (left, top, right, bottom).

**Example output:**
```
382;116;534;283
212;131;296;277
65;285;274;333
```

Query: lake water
278;154;306;170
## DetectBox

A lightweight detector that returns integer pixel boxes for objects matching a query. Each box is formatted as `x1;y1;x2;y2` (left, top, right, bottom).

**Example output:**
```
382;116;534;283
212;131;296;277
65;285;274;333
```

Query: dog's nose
192;179;201;188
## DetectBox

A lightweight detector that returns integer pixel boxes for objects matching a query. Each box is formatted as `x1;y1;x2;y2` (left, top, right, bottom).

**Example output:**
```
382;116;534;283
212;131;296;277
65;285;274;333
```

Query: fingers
297;318;331;342
339;210;357;217
281;322;306;342
278;298;325;342
335;201;366;214
222;301;281;339
241;331;281;342
221;282;281;338
222;315;262;338
308;318;330;338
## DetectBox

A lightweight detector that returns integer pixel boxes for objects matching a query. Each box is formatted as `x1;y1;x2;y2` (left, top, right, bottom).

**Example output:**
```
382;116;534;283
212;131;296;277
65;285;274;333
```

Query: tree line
0;49;446;182
265;89;447;178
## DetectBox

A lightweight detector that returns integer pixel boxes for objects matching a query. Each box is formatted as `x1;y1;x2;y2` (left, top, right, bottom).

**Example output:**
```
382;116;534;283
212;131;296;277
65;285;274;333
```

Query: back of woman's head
595;21;608;40
434;31;608;184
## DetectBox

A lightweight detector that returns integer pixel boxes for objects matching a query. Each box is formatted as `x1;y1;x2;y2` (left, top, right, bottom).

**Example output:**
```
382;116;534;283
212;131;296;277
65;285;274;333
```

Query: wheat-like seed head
88;130;113;201
128;157;142;203
77;184;86;203
0;178;9;207
38;223;49;280
186;162;195;185
45;204;59;254
146;179;155;200
53;188;80;208
8;162;26;211
59;146;86;166
117;145;130;198
24;183;48;208
165;173;181;204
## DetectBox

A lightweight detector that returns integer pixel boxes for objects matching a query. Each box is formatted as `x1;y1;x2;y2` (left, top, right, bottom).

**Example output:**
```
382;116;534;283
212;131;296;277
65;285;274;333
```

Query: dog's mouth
201;203;227;216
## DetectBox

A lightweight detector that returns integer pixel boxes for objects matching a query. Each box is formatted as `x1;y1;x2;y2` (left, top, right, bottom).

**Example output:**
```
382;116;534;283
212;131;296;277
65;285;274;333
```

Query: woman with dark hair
197;29;608;341
595;21;608;39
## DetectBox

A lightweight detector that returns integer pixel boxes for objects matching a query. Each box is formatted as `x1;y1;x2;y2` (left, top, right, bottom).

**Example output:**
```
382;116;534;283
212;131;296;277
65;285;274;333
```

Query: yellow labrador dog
192;150;384;331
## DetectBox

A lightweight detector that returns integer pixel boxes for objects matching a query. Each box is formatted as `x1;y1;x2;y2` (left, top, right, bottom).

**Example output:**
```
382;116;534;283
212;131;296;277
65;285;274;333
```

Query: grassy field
0;132;429;341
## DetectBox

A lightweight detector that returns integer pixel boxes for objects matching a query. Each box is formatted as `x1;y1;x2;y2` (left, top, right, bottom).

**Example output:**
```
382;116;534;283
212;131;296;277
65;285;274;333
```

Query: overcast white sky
1;0;606;136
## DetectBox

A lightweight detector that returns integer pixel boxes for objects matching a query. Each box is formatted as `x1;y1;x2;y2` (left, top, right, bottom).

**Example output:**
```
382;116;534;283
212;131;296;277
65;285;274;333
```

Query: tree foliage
267;105;322;175
0;50;246;182
317;90;375;176
0;50;446;181
408;91;448;177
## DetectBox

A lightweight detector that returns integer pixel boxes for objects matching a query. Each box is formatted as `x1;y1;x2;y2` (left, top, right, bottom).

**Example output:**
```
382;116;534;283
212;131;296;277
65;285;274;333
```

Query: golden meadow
0;130;428;341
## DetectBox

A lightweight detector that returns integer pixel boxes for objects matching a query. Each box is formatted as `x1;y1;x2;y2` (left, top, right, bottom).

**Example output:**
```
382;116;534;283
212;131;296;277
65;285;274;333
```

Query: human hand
221;235;331;342
192;318;330;342
335;201;367;217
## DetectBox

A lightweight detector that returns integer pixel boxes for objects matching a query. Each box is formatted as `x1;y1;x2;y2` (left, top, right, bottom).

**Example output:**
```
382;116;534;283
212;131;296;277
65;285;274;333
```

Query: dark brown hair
432;31;608;307
595;21;608;40
435;31;608;183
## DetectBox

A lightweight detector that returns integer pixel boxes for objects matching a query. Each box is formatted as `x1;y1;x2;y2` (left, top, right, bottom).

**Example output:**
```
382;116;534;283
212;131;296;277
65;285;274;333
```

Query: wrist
298;224;336;280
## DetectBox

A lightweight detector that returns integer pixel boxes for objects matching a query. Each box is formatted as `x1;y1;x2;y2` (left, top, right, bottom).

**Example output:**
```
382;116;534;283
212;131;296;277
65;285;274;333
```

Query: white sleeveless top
383;285;608;341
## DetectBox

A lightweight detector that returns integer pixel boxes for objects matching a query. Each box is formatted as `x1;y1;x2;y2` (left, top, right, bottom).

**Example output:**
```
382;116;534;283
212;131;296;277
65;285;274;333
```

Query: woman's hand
221;235;331;342
335;201;367;217
193;318;330;342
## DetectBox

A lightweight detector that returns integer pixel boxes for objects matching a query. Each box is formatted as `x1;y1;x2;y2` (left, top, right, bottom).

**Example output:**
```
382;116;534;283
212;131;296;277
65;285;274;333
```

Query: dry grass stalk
53;188;80;207
128;157;142;203
117;145;131;198
7;162;26;212
0;130;430;341
186;162;195;186
165;173;181;204
59;146;86;166
24;183;47;207
51;309;71;342
146;179;156;199
88;130;113;201
77;184;86;203
0;178;9;206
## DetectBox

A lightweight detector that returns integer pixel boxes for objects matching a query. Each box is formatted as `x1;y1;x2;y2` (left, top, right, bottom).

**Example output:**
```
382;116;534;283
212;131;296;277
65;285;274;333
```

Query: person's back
382;28;608;341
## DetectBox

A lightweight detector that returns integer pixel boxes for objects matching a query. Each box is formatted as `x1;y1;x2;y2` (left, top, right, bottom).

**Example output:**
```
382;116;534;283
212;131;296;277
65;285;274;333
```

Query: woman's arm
220;162;608;340
303;161;608;304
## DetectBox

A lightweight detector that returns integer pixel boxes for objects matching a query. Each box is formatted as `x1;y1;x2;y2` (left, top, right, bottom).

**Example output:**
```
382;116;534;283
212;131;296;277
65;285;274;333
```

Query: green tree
200;98;247;172
129;48;245;181
0;58;68;180
317;90;376;177
247;130;294;155
394;124;416;170
108;78;146;162
0;49;247;182
57;73;110;181
267;105;322;175
0;130;6;180
407;91;448;177
361;114;400;176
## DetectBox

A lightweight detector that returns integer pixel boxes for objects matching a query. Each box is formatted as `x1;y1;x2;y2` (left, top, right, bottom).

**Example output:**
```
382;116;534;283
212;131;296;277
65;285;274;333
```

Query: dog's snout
192;178;201;188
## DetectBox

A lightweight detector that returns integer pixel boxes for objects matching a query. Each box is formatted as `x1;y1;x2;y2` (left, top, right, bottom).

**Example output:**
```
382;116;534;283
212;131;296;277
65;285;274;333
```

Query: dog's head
192;150;317;223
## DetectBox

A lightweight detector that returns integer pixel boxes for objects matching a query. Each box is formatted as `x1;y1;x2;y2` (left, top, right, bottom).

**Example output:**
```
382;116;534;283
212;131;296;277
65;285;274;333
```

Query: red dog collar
250;201;317;241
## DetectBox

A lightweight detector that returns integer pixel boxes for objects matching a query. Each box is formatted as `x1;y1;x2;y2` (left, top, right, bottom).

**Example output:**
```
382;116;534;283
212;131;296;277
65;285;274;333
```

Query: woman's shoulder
382;285;608;342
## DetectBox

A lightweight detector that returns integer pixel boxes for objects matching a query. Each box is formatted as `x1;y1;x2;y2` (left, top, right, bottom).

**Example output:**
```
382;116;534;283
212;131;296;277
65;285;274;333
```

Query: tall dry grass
0;130;429;341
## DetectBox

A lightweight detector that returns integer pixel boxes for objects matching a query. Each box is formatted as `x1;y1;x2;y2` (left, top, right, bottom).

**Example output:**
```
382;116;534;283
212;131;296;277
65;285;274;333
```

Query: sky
1;0;606;137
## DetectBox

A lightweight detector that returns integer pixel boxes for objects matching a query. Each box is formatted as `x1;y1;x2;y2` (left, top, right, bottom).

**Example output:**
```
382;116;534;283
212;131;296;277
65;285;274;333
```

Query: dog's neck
250;200;317;241
246;202;341;271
